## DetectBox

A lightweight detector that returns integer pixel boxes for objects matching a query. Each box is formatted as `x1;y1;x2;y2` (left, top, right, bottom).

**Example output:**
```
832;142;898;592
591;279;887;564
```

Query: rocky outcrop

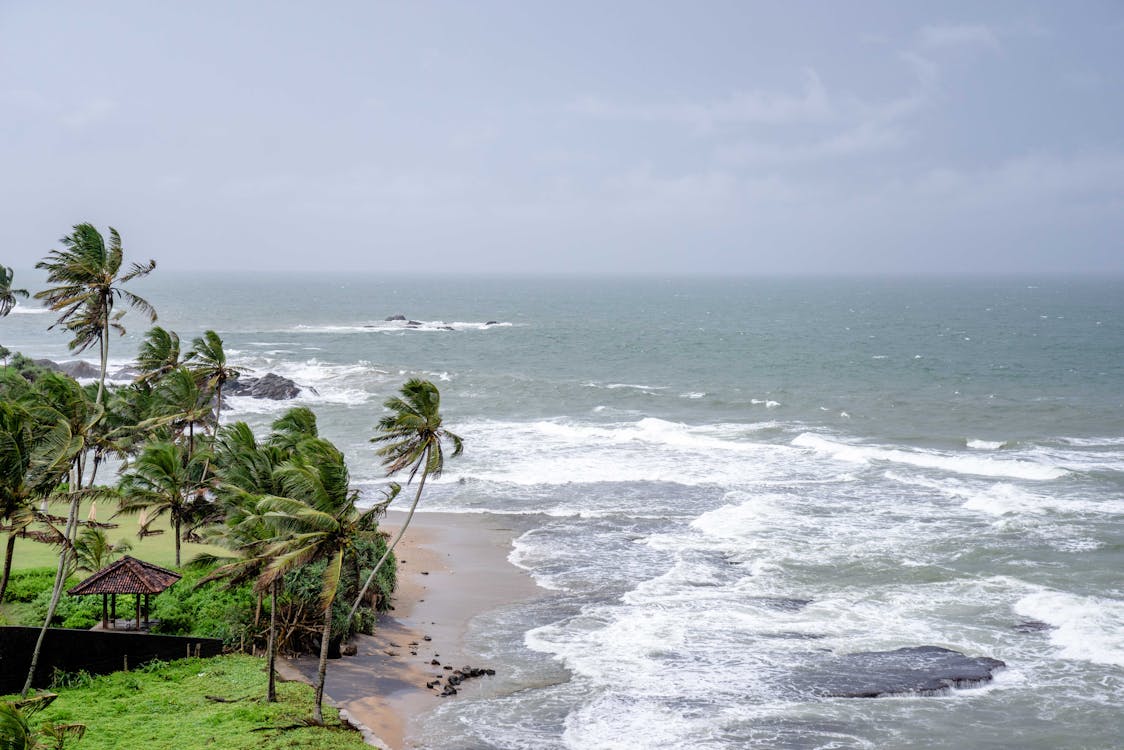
385;314;406;321
225;372;301;400
32;359;101;379
792;646;1005;698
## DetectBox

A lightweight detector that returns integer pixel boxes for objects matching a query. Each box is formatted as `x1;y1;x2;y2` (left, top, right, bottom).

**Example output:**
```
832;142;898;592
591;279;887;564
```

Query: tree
34;224;156;405
0;694;85;750
255;437;383;724
134;326;183;386
72;526;130;574
347;379;461;625
117;441;208;567
0;266;29;317
0;399;38;604
186;330;246;428
143;368;214;454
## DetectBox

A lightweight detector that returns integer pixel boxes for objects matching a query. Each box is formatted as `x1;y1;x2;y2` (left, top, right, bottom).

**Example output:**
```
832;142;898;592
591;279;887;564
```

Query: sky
1;1;1122;275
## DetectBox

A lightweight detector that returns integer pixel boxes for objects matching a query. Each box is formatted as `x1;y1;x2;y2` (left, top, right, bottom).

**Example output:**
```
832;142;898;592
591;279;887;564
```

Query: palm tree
117;441;209;566
0;399;38;604
347;379;461;625
34;223;157;405
0;694;85;750
255;437;383;724
72;526;131;573
143;367;215;454
134;326;183;385
20;373;105;697
0;266;29;317
186;330;247;427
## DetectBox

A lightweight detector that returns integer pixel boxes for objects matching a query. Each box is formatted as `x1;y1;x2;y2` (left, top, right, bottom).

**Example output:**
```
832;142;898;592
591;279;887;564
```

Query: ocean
5;273;1123;749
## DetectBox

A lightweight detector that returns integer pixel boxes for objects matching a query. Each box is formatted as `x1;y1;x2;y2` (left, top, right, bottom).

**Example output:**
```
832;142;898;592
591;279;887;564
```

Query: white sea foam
288;319;510;334
966;439;1007;450
793;433;1067;480
442;417;805;487
1015;590;1124;667
8;305;50;315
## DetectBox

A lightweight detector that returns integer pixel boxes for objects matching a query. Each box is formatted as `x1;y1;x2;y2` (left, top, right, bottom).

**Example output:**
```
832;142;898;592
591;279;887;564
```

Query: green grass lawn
3;655;374;750
10;497;225;570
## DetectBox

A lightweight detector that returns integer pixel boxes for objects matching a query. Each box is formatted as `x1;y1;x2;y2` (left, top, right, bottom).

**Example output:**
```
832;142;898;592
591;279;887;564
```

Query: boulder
484;321;498;326
224;373;301;400
385;314;407;321
248;373;301;400
792;646;1005;698
57;360;101;379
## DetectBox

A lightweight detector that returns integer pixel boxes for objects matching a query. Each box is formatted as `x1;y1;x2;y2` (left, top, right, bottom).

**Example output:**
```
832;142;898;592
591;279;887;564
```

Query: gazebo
67;556;182;630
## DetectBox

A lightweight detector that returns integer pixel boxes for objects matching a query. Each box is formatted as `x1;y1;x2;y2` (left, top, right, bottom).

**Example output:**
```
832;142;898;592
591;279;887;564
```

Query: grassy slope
3;655;373;750
10;497;224;570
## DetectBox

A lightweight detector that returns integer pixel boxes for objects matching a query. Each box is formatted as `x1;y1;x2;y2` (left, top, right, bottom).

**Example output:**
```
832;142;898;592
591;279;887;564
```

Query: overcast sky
2;1;1122;274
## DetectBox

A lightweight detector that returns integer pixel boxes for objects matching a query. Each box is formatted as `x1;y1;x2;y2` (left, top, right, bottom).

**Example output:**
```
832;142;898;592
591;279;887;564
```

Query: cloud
570;69;831;130
918;24;1000;53
60;97;116;129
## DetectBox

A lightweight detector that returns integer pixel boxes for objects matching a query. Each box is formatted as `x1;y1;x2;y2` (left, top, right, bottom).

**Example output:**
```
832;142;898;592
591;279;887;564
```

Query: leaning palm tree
35;223;157;405
117;441;209;566
346;379;461;626
186;330;247;428
256;437;383;724
134;326;183;386
0;694;85;750
0;266;29;317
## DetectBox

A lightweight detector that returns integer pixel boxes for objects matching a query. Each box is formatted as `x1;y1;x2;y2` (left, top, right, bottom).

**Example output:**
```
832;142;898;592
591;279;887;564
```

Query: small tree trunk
313;601;333;724
347;455;429;626
267;580;278;703
174;515;181;567
0;533;17;605
96;305;110;406
23;469;82;696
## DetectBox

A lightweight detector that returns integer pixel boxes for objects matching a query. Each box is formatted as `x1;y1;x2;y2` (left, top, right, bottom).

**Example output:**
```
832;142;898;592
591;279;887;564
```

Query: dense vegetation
0;224;460;736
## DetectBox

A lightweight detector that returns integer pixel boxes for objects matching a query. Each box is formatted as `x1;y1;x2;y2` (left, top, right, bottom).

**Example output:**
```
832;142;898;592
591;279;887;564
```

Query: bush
151;569;256;648
3;568;63;603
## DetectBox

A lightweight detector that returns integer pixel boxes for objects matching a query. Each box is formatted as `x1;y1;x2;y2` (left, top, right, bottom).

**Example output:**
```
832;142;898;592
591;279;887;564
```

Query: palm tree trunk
346;454;429;626
313;600;333;724
215;381;222;428
96;309;109;406
267;580;278;703
22;468;82;697
0;532;16;605
174;515;181;567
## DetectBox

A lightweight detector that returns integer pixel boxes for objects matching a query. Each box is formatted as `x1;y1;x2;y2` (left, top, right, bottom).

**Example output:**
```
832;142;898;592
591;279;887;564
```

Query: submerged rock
1013;619;1052;633
385;314;407;321
793;646;1005;698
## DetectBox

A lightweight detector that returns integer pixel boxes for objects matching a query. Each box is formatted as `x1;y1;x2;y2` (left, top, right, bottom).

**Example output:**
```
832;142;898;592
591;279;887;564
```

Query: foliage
0;266;29;318
1;655;370;750
151;569;255;649
1;570;67;605
0;692;85;750
70;529;130;575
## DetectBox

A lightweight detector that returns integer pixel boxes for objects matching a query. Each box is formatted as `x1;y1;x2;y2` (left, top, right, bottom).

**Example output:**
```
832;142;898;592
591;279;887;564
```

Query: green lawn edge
2;654;375;750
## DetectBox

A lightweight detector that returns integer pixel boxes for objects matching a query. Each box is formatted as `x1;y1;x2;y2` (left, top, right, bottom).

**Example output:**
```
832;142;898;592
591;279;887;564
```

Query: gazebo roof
68;555;181;596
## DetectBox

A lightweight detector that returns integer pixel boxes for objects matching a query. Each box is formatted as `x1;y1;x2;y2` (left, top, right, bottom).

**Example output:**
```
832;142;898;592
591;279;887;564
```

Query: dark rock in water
793;646;1005;698
340;643;358;657
1013;619;1052;633
56;360;101;379
406;320;422;326
385;314;406;321
111;366;141;380
32;358;61;372
484;321;498;326
438;325;454;331
760;631;828;640
226;373;301;400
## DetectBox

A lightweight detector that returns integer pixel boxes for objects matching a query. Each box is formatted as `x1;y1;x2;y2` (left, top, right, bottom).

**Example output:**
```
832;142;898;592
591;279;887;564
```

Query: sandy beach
279;510;543;749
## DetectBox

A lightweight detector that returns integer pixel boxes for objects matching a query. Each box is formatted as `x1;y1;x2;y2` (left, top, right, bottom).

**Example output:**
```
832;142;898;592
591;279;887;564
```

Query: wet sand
278;510;541;749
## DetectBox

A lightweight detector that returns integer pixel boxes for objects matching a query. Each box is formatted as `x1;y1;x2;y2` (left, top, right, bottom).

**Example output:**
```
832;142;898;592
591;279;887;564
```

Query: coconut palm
117;441;209;566
347;379;461;625
20;373;105;697
0;694;85;750
0;266;29;317
34;223;156;405
255;437;383;724
72;526;130;574
0;399;38;604
186;330;247;428
142;367;215;454
134;326;183;385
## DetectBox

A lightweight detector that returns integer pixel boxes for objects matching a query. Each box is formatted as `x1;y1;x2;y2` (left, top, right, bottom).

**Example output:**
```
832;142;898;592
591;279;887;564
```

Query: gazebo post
102;593;108;628
111;593;117;625
135;593;141;630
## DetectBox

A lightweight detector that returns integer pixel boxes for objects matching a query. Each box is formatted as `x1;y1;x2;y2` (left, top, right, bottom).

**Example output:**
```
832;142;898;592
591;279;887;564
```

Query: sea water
5;274;1122;749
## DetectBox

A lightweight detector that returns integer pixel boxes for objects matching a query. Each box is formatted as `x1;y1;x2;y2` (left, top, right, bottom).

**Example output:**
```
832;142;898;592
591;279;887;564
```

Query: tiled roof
67;555;182;596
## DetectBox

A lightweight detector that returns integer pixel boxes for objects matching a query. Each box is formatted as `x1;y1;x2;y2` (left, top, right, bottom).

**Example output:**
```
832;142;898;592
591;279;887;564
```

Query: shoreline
278;510;543;749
